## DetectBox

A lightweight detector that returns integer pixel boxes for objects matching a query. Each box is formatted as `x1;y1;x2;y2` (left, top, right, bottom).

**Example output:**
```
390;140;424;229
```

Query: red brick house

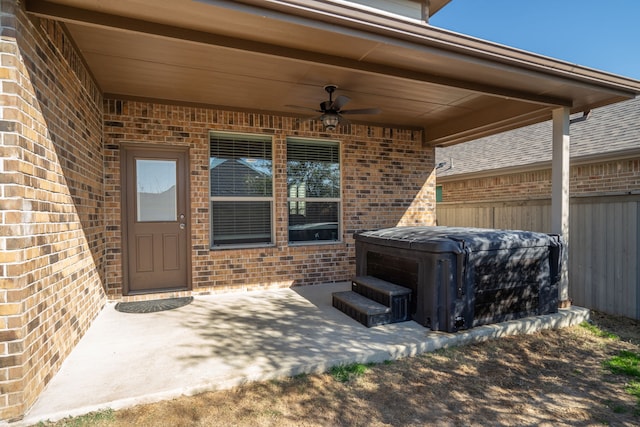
2;0;640;420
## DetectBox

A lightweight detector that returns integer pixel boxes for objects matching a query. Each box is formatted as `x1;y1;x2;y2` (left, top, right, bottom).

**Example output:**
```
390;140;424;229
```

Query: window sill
210;243;276;251
288;240;343;247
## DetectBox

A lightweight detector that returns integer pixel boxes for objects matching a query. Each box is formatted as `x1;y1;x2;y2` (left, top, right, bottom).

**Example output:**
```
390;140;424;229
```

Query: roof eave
232;0;640;95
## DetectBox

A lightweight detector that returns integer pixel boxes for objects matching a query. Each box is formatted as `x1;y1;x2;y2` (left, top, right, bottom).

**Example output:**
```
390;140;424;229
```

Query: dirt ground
37;311;640;427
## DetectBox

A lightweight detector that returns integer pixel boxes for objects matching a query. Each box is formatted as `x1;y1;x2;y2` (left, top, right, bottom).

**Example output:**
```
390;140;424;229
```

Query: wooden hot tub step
352;276;411;322
332;291;392;327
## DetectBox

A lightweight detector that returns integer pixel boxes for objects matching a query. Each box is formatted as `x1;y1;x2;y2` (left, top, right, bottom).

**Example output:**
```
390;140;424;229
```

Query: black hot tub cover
355;226;561;253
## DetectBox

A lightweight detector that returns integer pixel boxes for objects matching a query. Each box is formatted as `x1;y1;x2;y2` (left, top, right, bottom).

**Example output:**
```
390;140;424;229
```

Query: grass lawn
35;310;640;426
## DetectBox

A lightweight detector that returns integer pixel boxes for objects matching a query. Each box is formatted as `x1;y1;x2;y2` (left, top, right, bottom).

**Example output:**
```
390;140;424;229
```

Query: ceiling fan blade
331;95;351;111
285;104;322;112
341;108;381;115
337;115;350;125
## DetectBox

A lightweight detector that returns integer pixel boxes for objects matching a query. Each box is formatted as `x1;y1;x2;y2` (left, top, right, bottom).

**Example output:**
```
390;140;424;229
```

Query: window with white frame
210;132;273;247
287;138;341;243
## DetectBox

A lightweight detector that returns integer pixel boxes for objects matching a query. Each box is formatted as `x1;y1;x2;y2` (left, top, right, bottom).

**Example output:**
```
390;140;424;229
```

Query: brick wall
104;100;436;299
0;4;105;421
571;158;640;195
439;157;640;203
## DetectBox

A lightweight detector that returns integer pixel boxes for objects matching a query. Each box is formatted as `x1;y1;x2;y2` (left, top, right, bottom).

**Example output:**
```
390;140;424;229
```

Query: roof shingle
436;97;640;177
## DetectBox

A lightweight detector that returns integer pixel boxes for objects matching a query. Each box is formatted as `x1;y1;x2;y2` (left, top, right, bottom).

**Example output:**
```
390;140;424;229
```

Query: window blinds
210;132;273;247
286;138;340;242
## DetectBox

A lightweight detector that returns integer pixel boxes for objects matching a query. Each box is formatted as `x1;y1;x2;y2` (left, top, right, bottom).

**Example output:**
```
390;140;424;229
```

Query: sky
430;0;640;80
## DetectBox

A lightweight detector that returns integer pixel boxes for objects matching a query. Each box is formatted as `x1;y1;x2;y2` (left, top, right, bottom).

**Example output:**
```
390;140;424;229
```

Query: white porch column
552;107;570;305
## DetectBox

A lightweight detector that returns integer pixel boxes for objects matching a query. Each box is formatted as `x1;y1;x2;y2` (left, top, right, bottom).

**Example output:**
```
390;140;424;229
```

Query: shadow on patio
22;282;588;425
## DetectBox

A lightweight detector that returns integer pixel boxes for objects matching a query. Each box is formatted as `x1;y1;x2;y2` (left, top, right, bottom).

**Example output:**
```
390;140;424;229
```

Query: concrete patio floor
22;282;589;425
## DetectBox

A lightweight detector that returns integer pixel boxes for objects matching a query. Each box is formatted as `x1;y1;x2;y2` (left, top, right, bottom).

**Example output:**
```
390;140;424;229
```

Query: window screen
287;138;340;243
210;132;273;247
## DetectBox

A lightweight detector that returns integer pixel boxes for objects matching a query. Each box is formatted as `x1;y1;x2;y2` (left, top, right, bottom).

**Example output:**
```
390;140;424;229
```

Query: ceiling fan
289;85;381;131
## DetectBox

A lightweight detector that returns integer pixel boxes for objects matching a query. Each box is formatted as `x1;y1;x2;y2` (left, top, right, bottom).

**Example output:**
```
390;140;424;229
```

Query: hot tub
354;226;562;332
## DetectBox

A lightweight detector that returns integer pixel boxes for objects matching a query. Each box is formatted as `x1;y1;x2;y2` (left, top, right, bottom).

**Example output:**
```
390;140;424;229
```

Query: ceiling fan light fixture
290;85;379;130
321;113;340;131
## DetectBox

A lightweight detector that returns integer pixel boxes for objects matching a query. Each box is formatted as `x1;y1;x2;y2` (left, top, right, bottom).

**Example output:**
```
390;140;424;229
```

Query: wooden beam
428;102;552;146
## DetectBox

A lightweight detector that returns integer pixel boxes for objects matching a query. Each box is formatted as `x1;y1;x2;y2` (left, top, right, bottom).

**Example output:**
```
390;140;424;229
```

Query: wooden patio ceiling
26;0;640;146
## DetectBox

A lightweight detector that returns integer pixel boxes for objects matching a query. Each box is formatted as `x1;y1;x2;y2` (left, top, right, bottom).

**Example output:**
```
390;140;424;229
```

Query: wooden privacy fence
437;194;640;320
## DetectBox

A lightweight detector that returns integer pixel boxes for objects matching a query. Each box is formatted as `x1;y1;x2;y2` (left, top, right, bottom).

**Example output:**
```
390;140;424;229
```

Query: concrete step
332;291;392;328
352;276;411;323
